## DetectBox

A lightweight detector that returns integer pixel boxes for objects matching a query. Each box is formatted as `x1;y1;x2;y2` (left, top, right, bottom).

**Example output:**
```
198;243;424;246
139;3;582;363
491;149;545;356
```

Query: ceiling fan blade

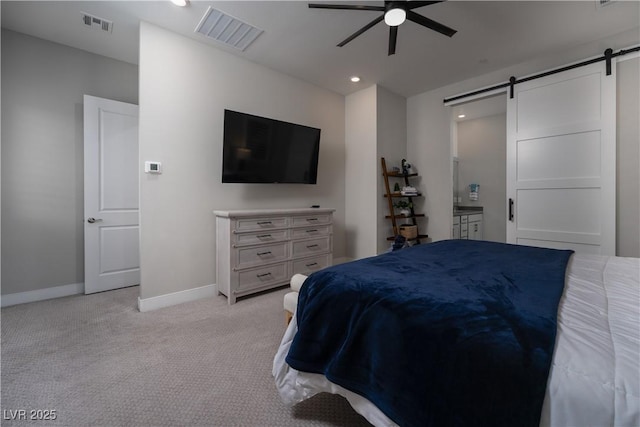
407;10;457;37
405;1;443;10
337;15;385;47
308;4;385;11
388;26;398;56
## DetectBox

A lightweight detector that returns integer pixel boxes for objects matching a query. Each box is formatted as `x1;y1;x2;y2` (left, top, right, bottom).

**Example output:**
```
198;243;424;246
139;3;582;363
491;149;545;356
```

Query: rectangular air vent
81;12;113;33
194;7;263;51
597;0;616;7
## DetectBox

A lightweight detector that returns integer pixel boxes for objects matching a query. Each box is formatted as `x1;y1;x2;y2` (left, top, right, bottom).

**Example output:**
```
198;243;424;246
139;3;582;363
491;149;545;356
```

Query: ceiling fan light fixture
308;1;456;56
170;0;188;7
350;76;361;82
384;8;406;26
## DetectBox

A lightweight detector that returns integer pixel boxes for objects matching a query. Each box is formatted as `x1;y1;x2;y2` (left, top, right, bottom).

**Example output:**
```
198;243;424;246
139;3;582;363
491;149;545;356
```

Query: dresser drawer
235;217;287;232
234;230;288;247
291;225;330;240
460;215;468;224
292;236;331;258
291;215;331;227
236;242;288;269
292;254;330;275
237;263;288;292
468;214;483;223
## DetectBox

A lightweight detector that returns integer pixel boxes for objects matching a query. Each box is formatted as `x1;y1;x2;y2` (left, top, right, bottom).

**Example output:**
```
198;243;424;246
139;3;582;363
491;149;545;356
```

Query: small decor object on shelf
469;183;480;201
390;235;407;252
401;159;412;175
401;186;418;196
393;200;413;216
394;182;401;192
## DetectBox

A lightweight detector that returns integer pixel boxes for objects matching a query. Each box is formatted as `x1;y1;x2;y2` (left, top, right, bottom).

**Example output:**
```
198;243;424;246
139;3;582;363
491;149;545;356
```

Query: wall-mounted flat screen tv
222;110;321;184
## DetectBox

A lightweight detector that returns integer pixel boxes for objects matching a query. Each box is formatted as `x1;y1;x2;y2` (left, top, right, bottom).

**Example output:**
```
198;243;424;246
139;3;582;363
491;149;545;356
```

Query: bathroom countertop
453;206;483;216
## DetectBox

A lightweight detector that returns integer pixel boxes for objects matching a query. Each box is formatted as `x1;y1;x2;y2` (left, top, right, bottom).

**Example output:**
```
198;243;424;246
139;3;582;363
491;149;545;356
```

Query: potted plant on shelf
393;200;413;217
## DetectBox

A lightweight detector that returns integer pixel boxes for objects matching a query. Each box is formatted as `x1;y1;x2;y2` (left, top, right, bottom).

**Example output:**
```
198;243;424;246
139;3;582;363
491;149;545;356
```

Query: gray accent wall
138;23;346;300
457;114;507;243
1;29;139;295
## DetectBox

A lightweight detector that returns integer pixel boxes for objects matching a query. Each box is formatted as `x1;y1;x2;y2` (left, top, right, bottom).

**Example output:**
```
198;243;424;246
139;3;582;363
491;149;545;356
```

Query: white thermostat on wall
144;161;162;174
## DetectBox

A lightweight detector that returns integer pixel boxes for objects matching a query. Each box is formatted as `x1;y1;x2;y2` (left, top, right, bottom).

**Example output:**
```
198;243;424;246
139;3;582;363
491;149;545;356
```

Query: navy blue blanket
286;240;573;427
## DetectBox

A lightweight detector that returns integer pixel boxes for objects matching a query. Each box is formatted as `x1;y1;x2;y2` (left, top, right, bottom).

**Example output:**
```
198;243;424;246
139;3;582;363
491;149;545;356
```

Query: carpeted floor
1;286;371;426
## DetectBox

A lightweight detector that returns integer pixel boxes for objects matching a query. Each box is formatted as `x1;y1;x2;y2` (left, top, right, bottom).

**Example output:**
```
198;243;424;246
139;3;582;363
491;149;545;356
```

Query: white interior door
84;95;140;294
506;61;616;254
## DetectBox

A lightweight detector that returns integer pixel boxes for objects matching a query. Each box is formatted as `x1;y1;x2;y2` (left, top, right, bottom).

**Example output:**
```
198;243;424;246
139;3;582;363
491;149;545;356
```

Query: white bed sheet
273;253;640;427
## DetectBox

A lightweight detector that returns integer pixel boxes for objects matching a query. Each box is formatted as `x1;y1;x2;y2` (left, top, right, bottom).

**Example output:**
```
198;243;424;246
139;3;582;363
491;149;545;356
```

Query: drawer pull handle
256;234;272;238
306;262;318;267
257;221;273;225
306;229;318;233
306;244;319;249
306;218;318;222
257;251;272;256
256;272;272;278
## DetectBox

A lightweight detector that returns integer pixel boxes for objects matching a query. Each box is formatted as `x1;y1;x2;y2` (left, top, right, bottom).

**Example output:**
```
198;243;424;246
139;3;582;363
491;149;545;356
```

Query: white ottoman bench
283;274;307;324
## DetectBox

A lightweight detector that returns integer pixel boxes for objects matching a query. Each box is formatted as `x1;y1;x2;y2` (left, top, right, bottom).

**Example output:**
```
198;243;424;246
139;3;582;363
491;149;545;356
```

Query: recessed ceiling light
350;76;361;83
458;114;466;119
171;0;188;6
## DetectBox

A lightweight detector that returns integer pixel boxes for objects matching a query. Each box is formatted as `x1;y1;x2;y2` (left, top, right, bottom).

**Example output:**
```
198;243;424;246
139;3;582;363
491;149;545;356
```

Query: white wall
376;87;407;253
138;23;346;300
457;114;507;243
408;33;640;252
345;85;407;258
407;91;453;242
616;57;640;257
345;86;377;260
1;29;139;295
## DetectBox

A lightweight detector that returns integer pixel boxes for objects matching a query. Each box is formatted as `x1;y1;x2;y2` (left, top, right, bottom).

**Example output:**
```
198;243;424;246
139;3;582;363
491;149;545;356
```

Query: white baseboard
137;284;217;312
1;282;84;307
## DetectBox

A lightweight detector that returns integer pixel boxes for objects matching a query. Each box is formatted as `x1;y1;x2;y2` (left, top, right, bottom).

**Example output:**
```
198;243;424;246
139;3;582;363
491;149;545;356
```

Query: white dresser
214;208;334;304
452;212;483;240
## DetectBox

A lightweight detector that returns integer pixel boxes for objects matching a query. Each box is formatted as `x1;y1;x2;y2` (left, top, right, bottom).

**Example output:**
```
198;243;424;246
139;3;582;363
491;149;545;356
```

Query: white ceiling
2;1;639;97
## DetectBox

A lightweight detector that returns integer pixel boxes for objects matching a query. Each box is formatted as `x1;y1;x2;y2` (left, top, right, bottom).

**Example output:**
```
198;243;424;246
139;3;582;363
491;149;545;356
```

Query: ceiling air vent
597;0;617;7
194;6;263;51
81;12;113;33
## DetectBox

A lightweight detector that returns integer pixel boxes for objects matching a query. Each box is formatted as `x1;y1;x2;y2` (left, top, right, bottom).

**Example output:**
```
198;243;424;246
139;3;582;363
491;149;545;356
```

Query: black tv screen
222;110;320;184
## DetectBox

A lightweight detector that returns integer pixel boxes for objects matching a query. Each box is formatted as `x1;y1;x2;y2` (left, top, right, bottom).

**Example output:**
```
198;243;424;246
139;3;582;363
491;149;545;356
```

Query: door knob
87;217;102;223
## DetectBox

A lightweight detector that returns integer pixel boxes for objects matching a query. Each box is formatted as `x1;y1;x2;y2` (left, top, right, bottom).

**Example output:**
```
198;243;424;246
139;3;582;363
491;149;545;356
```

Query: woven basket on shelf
399;225;418;239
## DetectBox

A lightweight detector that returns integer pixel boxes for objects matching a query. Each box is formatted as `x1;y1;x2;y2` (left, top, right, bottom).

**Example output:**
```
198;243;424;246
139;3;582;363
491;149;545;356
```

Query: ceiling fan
308;1;456;56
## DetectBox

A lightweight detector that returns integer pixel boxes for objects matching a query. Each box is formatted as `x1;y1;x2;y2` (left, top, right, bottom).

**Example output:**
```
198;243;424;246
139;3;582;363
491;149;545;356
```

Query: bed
273;240;639;427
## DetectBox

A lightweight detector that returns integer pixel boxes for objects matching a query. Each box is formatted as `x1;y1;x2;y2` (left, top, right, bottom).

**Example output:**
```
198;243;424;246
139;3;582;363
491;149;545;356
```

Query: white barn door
84;95;140;294
506;61;616;254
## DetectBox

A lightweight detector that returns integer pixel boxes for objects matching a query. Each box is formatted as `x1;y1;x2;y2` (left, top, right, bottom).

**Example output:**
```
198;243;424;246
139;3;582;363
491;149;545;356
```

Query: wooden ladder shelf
381;157;428;244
